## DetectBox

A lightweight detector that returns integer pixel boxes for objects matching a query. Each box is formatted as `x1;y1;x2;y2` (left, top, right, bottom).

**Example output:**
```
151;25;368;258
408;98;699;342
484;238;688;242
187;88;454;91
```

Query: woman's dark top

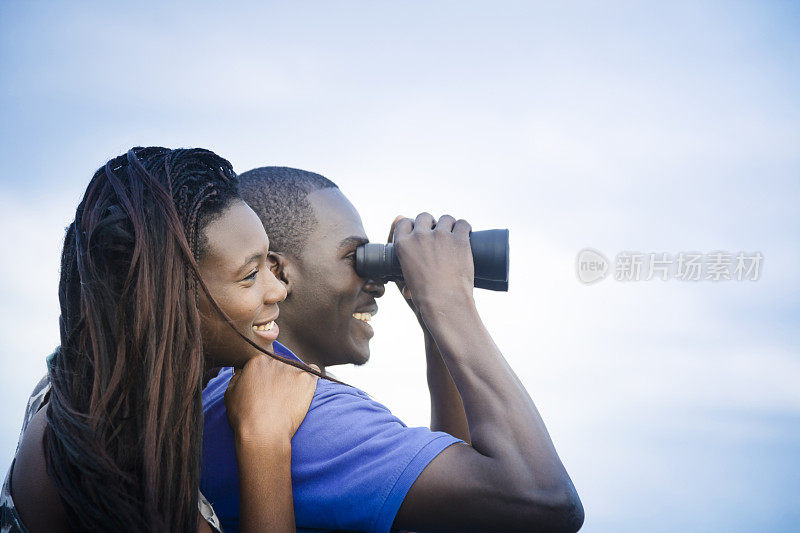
1;374;224;532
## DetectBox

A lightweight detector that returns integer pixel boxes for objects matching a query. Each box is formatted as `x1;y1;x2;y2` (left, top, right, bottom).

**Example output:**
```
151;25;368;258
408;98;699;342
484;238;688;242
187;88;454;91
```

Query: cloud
1;3;798;530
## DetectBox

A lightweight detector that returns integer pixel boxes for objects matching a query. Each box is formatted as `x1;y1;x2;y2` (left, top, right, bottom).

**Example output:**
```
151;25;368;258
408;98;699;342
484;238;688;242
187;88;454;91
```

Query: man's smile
352;312;373;323
352;303;378;324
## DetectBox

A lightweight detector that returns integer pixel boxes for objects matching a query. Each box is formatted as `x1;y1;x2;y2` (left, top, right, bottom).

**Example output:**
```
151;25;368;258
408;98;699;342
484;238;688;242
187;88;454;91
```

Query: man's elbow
551;489;584;532
527;486;584;533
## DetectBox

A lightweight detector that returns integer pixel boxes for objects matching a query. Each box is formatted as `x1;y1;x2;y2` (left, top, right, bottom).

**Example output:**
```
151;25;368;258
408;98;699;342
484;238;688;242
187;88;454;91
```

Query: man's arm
392;213;583;533
389;217;470;443
422;322;470;443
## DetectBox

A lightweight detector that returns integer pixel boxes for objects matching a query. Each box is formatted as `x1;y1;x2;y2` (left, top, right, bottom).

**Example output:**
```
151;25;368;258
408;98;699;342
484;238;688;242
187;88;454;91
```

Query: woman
1;147;323;532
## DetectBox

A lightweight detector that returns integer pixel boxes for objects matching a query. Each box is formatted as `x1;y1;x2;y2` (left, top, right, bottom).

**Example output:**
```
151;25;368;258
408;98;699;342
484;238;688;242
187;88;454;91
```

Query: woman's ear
268;251;293;294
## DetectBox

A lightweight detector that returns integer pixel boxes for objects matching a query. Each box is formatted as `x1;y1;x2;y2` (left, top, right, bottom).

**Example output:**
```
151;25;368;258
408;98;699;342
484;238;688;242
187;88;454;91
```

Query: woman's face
197;200;287;368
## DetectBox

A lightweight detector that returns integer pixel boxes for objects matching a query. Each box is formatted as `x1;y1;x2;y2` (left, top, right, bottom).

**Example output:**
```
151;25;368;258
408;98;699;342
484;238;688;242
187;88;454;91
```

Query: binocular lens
355;229;509;292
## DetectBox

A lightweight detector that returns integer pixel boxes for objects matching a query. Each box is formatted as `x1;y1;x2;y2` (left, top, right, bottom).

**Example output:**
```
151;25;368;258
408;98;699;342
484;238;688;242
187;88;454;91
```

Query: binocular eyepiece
355;229;510;291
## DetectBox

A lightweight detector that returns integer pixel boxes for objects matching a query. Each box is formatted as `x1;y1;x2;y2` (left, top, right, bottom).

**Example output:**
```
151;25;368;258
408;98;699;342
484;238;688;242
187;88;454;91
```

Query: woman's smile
252;320;280;342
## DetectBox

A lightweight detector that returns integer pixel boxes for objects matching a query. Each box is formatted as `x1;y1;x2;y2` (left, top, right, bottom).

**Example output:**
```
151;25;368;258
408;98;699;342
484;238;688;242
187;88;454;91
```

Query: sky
1;1;798;531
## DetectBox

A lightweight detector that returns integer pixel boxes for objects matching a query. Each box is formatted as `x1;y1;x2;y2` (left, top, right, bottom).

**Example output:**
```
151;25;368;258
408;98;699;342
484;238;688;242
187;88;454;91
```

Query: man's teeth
352;312;372;323
252;321;275;332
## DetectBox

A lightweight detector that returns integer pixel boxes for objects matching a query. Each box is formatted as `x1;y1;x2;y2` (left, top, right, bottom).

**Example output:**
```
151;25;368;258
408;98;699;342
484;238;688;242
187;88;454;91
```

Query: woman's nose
264;270;288;304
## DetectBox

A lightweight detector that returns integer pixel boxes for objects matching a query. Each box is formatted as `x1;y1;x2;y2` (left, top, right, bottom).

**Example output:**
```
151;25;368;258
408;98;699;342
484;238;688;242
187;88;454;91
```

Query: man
238;167;470;441
200;167;583;532
238;167;387;373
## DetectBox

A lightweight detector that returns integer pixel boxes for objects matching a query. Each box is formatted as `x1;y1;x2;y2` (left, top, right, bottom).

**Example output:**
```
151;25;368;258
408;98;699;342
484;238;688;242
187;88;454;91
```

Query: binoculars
355;229;509;291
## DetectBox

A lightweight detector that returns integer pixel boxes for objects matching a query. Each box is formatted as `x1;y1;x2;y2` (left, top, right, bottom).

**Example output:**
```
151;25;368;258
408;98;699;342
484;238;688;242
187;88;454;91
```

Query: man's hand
391;213;474;319
387;215;419;319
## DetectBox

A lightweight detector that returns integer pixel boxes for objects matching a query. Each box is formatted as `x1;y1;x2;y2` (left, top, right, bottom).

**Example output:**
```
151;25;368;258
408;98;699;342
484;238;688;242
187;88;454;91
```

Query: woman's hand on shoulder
224;355;318;444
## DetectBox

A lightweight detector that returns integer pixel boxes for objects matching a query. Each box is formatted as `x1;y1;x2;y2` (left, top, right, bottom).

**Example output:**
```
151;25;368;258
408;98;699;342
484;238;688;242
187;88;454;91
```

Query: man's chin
351;353;370;366
317;341;371;368
341;346;371;367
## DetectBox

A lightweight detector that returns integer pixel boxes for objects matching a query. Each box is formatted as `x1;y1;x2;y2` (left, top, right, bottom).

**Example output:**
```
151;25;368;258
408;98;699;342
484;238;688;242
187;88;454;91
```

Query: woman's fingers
224;354;318;439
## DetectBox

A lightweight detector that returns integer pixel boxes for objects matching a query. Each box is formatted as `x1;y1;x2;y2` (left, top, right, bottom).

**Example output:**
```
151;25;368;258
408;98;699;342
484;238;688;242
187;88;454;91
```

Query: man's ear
268;251;294;294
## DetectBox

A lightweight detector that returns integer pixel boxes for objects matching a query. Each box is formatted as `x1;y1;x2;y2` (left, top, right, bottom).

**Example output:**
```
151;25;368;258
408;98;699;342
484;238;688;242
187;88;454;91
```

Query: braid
45;147;336;532
45;147;238;532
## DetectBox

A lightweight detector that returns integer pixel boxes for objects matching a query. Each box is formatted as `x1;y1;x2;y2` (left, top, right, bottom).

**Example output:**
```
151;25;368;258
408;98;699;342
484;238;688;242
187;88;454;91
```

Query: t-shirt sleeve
291;380;462;533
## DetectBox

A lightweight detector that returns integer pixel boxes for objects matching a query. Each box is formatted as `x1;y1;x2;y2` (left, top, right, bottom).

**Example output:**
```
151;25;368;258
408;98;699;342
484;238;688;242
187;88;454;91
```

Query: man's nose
363;278;385;298
264;271;288;304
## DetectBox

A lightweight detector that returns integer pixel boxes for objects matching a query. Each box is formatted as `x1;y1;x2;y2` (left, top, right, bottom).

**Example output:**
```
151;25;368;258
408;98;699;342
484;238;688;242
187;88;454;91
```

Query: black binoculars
355;229;509;291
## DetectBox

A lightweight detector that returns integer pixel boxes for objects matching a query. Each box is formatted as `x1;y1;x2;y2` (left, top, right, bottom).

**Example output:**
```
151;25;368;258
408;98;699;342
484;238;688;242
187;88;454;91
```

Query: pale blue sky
1;2;798;531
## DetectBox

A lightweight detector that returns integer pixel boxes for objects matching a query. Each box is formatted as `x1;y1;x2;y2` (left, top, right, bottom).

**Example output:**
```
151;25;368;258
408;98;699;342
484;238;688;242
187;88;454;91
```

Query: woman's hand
223;355;318;533
224;354;318;443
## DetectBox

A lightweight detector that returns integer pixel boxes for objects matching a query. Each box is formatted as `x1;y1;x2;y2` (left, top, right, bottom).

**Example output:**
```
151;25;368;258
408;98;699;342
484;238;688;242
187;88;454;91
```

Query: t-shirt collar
273;341;303;364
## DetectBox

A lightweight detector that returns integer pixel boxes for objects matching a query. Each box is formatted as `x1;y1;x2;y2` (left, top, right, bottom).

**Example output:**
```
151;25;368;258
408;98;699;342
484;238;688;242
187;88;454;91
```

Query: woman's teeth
252;321;275;332
352;312;372;323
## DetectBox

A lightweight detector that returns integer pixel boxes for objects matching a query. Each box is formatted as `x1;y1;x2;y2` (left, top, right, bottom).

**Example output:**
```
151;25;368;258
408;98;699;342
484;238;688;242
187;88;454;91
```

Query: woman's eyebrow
337;236;369;251
236;252;265;273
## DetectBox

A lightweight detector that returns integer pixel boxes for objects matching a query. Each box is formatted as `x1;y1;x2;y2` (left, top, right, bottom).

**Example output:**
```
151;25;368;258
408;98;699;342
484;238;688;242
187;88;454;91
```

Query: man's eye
344;253;356;262
243;269;258;281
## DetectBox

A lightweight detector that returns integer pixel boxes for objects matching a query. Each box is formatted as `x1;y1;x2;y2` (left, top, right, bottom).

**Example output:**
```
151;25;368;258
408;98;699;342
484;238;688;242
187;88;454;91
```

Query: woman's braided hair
45;147;327;532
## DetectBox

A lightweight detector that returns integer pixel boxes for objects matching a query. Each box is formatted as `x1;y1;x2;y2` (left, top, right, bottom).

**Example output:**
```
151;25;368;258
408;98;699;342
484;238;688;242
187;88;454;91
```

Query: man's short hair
238;167;338;256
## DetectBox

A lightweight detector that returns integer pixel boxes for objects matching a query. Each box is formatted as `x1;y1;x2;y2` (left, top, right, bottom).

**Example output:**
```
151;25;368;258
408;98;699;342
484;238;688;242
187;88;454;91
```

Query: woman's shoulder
19;375;50;435
8;408;72;532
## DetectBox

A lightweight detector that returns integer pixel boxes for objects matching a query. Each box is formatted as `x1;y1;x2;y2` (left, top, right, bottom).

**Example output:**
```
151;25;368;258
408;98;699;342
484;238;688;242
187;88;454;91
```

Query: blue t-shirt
201;342;462;533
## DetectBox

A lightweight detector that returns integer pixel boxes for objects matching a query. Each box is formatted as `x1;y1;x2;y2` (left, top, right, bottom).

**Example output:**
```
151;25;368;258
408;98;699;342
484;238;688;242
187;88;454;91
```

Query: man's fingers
413;212;435;232
393;217;414;239
388;215;405;243
435;214;456;233
454;218;472;238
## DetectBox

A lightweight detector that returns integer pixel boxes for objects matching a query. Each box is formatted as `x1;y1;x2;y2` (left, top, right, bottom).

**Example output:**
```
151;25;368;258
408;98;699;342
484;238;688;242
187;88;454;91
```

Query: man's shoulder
202;367;232;412
202;365;384;417
202;342;378;412
313;376;374;402
199;362;461;533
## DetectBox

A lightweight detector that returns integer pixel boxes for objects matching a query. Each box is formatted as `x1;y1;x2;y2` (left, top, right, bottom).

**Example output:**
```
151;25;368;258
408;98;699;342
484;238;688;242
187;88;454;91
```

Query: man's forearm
420;294;580;505
424;331;471;443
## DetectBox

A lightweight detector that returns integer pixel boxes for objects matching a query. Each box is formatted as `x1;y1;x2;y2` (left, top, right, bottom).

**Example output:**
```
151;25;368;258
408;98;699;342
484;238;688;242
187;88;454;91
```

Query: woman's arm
224;355;318;533
197;512;214;532
10;409;72;533
234;435;294;532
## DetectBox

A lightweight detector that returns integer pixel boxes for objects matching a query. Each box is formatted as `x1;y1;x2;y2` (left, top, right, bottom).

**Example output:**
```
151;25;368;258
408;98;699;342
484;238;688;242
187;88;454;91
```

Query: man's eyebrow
338;236;369;251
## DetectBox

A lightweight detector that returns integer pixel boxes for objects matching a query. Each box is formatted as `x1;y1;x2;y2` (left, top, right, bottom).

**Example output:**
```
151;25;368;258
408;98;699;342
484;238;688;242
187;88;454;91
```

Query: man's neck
277;328;327;375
